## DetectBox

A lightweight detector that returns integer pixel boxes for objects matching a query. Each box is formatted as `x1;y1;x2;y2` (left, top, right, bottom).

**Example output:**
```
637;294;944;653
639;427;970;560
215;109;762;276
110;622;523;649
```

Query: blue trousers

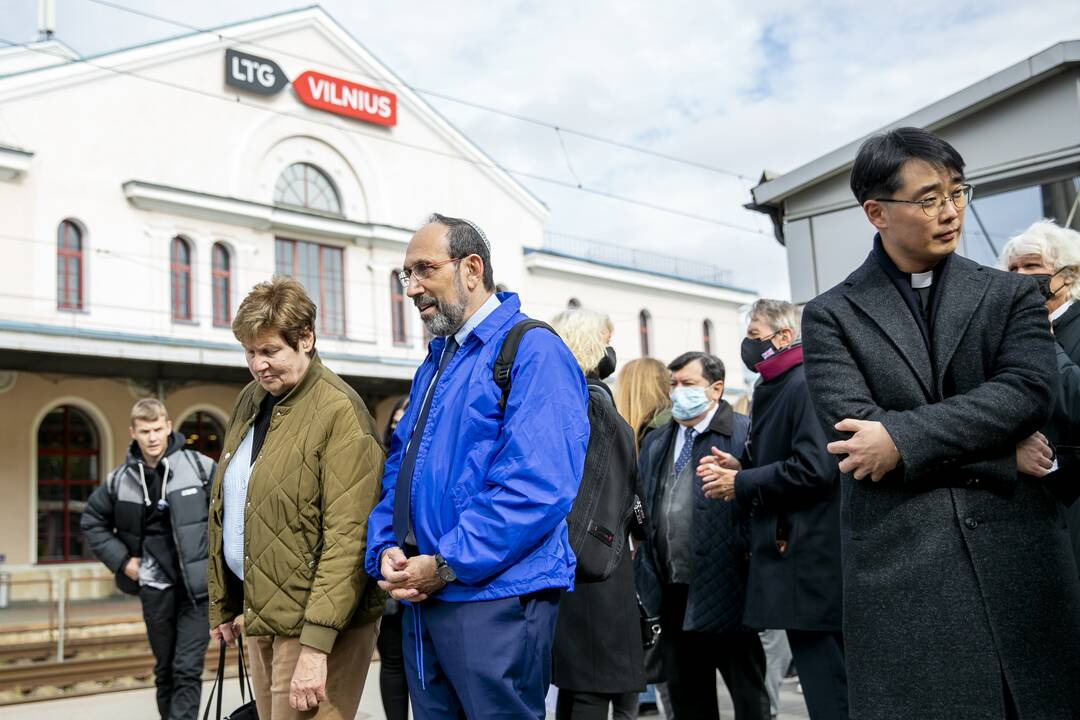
402;589;560;719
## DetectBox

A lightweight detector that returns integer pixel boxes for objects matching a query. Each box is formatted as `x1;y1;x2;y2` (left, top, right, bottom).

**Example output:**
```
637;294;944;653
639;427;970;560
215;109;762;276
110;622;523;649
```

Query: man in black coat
999;219;1080;577
82;399;215;720
635;352;770;720
699;298;846;720
801;127;1080;719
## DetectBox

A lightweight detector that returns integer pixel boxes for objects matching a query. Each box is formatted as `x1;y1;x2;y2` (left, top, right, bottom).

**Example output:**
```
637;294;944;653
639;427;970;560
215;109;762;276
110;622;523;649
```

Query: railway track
0;633;149;663
0;643;238;704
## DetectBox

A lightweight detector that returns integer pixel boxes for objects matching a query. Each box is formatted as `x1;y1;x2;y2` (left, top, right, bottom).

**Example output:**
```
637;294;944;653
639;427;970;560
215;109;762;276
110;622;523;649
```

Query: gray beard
419;274;468;337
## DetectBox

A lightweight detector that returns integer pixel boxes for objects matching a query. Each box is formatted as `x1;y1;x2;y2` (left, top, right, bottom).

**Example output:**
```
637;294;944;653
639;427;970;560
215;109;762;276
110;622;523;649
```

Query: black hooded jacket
81;431;215;602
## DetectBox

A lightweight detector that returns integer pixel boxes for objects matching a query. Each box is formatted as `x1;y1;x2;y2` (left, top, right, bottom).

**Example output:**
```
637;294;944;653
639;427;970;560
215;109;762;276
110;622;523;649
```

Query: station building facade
0;8;756;598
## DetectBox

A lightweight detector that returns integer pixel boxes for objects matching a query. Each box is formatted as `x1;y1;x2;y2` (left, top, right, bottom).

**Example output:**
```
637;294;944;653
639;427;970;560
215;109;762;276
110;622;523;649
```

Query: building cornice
523;249;757;305
0;144;33;181
123;180;414;246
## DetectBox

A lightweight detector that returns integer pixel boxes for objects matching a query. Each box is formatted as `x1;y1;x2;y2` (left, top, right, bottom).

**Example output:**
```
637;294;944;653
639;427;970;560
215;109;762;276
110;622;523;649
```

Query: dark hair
382;395;410;449
428;213;495;291
849;127;965;205
668;352;725;384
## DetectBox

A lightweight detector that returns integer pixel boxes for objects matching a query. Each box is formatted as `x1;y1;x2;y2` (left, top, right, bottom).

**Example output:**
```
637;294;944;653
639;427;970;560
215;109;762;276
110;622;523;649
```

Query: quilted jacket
634;401;753;633
207;354;386;653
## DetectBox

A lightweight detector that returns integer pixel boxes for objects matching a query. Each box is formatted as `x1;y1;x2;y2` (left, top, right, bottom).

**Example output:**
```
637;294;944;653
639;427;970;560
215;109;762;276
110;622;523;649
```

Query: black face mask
596;346;617;380
741;335;777;373
1031;267;1068;302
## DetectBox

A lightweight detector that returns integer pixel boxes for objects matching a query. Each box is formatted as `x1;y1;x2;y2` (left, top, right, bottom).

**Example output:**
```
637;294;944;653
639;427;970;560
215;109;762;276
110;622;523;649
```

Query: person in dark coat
635;351;770;720
1000;219;1080;576
699;299;846;720
801;126;1080;720
550;308;646;720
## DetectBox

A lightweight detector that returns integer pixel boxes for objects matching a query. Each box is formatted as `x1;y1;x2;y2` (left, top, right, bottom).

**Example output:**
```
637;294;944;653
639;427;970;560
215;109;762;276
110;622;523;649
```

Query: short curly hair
232;276;317;355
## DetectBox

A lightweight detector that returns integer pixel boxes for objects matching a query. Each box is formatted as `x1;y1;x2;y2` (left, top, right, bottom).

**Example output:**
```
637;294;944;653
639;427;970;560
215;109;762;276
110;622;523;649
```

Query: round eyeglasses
873;184;974;217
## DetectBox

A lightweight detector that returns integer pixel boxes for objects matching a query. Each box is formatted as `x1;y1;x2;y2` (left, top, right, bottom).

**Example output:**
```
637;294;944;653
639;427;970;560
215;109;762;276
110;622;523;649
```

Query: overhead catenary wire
76;0;754;181
0;35;773;237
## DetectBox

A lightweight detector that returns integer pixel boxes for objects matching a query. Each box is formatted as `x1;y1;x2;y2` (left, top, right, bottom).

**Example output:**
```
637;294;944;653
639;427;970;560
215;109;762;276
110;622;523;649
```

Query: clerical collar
911;271;933;289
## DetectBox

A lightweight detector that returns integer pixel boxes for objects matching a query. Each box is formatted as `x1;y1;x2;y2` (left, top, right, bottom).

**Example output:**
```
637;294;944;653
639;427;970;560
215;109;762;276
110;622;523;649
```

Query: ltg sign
225;48;397;127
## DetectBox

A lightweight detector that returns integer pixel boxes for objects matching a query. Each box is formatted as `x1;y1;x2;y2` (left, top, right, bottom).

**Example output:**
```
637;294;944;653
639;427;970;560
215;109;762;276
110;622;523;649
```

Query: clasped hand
697;447;741;501
377;547;446;603
826;418;900;482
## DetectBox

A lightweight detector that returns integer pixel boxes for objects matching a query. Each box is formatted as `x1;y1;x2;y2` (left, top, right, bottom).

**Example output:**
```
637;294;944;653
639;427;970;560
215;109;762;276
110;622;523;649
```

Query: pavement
0;664;811;719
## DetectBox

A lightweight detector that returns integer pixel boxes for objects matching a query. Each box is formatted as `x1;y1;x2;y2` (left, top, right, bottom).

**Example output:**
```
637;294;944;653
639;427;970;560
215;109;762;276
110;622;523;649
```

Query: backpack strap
182;449;210;489
492;319;557;412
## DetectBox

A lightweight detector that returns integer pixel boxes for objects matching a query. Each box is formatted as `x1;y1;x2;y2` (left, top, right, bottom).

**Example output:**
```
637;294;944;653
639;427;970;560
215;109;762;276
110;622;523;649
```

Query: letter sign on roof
292;70;397;127
225;49;288;96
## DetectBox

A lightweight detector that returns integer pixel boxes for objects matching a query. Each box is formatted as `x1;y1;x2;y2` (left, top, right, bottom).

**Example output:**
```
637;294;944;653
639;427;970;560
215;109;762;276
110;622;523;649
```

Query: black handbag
202;639;259;720
638;595;665;683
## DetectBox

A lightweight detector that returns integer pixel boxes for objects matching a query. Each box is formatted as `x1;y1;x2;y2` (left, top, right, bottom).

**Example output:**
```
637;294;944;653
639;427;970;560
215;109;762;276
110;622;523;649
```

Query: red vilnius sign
292;70;397;127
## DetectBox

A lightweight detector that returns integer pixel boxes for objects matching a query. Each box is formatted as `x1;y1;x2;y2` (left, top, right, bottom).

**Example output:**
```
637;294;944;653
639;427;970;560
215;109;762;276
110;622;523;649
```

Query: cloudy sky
3;0;1080;298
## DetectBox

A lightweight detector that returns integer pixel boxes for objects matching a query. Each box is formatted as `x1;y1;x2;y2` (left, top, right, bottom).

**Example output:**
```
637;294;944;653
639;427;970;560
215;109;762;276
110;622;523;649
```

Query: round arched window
273;163;342;215
37;405;100;562
178;411;225;461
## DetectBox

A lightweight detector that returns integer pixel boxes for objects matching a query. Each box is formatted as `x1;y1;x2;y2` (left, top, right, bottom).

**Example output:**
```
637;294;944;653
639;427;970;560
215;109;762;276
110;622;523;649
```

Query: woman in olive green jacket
208;277;385;720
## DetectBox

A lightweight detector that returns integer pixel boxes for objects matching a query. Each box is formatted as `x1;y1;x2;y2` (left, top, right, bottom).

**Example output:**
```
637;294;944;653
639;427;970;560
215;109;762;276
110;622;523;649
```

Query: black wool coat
1049;301;1080;576
736;361;842;632
802;250;1080;720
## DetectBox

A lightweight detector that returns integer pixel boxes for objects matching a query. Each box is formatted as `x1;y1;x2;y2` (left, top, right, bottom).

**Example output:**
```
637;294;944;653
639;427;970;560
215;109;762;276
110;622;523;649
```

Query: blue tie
393;337;459;552
673;426;697;475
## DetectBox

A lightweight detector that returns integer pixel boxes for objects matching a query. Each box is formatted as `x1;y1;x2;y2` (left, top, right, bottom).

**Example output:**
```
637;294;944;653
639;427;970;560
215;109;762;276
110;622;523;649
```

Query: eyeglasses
873;184;974;217
398;257;462;287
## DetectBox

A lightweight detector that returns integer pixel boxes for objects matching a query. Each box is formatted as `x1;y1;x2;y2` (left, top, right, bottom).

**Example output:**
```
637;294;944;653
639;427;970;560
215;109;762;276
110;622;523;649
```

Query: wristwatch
434;553;457;583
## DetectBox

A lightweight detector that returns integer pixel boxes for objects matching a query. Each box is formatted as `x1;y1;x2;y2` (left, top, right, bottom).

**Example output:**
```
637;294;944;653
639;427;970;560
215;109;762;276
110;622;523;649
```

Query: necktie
673;426;698;475
393;337;459;551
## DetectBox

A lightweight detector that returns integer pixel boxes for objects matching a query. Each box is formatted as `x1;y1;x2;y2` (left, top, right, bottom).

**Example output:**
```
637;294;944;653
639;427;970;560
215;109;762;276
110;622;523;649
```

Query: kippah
461;218;491;254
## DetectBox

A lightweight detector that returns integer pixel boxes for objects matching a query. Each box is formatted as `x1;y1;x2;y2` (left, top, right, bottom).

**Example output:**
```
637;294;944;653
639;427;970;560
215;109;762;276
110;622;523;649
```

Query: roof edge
752;39;1080;207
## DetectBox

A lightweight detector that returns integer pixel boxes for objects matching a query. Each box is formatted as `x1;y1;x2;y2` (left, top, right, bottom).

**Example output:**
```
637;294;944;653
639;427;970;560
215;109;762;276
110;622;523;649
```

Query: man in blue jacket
365;213;590;719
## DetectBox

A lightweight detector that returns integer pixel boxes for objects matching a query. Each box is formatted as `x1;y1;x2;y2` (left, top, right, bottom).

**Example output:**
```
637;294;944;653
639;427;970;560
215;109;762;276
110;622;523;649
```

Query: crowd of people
80;127;1080;720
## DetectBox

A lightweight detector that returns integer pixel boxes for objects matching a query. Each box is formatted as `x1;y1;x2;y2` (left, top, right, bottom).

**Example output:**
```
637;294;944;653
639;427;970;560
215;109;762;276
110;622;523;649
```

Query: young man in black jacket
82;399;215;720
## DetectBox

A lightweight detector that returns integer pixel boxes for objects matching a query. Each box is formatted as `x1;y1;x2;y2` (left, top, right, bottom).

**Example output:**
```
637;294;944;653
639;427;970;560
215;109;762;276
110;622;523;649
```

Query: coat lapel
930;256;990;390
844;255;935;398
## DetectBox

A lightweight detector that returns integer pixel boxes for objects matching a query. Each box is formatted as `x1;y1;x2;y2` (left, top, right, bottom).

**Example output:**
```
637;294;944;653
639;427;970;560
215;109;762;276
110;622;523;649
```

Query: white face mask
670;386;712;421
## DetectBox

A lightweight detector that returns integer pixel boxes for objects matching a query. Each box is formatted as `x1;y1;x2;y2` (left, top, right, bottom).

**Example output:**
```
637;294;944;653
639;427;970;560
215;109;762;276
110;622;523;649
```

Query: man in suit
801;126;1080;719
635;352;771;720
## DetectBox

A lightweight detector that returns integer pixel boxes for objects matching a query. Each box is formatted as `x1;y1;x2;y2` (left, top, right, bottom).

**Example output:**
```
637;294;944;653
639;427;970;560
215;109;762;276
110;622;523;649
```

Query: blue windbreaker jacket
365;293;590;602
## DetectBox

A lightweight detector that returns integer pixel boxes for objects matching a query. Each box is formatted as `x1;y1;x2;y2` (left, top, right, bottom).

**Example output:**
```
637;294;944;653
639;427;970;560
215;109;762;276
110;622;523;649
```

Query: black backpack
494;319;642;583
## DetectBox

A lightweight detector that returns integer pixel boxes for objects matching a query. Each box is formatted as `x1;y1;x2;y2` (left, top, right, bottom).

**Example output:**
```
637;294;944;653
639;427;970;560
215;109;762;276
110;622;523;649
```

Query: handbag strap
202;639;227;720
236;638;255;703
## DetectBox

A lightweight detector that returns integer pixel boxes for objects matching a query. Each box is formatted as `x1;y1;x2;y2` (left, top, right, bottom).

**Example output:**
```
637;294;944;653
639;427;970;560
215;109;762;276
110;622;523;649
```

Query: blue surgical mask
670;386;712;421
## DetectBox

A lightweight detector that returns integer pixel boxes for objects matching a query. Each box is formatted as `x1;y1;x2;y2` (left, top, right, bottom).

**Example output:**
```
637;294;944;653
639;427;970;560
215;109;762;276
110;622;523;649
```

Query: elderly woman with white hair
1001;218;1080;577
548;307;647;720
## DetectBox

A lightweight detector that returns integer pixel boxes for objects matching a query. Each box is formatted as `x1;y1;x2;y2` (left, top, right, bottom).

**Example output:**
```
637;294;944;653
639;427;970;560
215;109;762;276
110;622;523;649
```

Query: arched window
391;270;408;345
57;220;84;310
37;405;100;563
211;243;231;327
703;319;714;354
273;163;342;215
567;298;581;309
170;236;193;321
178;411;225;461
639;309;652;357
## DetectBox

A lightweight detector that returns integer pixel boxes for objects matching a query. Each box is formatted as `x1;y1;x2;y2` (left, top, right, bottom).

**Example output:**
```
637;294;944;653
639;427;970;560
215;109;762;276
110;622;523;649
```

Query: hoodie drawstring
135;458;172;509
136;464;151;507
158;457;171;510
